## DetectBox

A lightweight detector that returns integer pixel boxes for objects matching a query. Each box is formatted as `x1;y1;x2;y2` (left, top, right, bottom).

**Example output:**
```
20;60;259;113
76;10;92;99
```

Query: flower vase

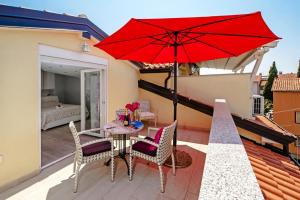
134;110;139;121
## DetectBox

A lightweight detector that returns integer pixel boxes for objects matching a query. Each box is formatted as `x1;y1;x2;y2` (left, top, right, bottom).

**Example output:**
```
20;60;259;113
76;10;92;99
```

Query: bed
41;96;86;130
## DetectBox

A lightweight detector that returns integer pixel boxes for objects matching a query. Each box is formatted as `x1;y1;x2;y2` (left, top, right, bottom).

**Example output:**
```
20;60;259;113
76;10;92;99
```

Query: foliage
264;99;273;115
263;61;278;101
297;59;300;78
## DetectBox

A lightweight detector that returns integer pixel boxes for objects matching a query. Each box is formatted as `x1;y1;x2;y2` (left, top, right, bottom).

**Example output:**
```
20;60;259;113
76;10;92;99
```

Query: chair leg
154;117;157;127
111;152;114;182
73;161;81;193
73;153;77;174
129;152;133;181
158;165;164;193
171;152;176;175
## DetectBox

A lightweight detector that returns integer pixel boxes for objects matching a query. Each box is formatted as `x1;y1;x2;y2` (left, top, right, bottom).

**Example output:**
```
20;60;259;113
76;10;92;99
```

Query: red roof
255;116;296;138
243;139;300;200
272;73;300;92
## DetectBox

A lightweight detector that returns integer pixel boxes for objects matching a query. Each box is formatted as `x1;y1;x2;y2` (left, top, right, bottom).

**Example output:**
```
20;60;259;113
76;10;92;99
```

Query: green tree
297;59;300;78
263;61;278;102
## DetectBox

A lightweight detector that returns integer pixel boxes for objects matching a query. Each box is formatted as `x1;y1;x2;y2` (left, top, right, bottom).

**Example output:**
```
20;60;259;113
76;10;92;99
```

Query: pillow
154;128;164;144
149;128;163;151
41;96;59;103
41;96;60;108
41;101;60;108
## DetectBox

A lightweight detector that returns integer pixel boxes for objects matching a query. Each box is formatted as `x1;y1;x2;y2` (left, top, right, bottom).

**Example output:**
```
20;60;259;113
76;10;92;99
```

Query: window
295;112;300;124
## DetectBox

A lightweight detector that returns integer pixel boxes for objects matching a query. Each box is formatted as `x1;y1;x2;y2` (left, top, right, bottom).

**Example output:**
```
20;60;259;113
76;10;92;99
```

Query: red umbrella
95;11;280;147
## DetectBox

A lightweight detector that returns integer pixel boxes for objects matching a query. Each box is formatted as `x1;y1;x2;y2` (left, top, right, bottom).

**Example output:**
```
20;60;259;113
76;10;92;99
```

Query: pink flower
125;102;140;112
132;102;140;111
125;103;134;112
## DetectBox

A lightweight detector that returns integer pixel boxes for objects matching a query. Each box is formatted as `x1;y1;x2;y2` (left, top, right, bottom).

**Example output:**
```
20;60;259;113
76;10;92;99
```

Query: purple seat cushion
132;137;157;157
82;141;111;156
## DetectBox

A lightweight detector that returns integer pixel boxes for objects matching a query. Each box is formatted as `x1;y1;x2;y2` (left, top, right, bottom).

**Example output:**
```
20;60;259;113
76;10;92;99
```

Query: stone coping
199;99;264;200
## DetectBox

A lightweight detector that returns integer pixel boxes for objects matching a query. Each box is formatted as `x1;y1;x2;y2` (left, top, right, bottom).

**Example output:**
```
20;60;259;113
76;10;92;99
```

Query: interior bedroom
40;62;105;168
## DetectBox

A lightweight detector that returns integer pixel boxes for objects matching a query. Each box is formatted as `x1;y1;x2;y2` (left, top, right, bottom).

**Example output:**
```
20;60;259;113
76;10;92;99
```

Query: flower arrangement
125;101;140;112
125;102;140;121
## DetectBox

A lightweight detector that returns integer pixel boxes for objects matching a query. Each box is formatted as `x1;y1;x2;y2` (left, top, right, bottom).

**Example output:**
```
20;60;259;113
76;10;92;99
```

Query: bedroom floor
41;122;95;167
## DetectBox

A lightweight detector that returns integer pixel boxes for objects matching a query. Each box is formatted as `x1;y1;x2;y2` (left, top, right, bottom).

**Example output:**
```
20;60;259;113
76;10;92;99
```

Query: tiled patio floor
0;126;209;200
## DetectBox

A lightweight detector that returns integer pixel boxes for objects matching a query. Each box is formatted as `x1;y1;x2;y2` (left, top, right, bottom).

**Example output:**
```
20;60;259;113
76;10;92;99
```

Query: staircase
138;79;295;154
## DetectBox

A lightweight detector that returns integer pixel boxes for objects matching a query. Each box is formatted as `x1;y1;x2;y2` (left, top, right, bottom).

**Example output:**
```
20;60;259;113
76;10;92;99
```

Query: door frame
38;44;108;169
80;68;107;133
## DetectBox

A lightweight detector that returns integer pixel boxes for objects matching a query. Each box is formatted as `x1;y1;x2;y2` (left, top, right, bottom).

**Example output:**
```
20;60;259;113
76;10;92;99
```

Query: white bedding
41;104;81;130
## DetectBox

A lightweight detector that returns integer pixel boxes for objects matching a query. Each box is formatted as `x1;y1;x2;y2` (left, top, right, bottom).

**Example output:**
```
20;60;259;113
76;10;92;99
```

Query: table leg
105;134;130;175
119;134;129;175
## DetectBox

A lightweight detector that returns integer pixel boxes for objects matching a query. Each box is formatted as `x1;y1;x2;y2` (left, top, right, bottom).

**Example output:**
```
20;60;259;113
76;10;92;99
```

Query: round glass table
104;120;144;174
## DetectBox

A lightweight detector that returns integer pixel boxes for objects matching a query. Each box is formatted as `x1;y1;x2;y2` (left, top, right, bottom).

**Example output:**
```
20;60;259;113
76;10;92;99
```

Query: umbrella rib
150;44;167;63
114;33;171;59
183;34;236;56
182;44;192;63
115;34;169;59
180;33;206;44
182;31;278;39
149;34;171;45
115;42;155;59
179;13;257;32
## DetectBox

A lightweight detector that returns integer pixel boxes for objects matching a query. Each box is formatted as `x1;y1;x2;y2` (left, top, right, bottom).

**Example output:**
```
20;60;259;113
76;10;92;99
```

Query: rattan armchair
129;121;177;192
69;121;114;193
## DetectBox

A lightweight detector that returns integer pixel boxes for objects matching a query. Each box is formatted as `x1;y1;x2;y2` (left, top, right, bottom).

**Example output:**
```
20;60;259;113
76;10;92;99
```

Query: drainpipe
164;71;171;88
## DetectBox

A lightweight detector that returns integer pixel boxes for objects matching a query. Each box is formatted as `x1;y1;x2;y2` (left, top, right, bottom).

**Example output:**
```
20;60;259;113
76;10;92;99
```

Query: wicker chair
129;120;177;193
69;121;114;192
137;100;157;127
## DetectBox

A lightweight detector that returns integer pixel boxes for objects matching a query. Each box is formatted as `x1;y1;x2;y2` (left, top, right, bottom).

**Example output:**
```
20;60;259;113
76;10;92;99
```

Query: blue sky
1;0;299;74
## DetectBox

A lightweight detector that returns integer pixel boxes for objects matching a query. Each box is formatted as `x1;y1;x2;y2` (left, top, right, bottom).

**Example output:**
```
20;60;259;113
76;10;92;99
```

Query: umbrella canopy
95;12;280;148
95;12;280;64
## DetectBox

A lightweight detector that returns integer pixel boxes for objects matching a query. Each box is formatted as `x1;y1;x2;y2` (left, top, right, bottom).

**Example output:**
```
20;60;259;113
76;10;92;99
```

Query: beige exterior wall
0;28;139;188
141;73;253;119
140;73;169;87
175;74;252;119
139;89;212;130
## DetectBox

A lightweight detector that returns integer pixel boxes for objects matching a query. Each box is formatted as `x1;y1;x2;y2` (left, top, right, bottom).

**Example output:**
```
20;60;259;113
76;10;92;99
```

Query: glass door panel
81;69;106;135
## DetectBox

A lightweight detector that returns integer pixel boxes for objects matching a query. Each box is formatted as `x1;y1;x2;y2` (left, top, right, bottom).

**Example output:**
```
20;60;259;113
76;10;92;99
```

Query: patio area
0;126;209;200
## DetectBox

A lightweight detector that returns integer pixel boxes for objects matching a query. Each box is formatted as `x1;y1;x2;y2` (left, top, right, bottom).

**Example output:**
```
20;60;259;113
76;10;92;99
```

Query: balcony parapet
199;99;264;200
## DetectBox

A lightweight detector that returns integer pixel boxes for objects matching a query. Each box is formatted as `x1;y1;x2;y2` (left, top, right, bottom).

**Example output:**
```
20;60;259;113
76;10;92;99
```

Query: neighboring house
272;73;300;156
252;74;266;116
253;73;268;96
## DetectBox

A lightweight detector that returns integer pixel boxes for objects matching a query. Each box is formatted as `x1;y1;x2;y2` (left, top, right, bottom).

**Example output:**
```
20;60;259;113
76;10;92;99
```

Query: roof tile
243;139;300;200
272;73;300;92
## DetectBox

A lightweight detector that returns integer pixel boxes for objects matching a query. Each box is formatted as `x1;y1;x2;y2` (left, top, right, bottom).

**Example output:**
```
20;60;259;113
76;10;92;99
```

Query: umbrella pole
173;32;178;147
165;32;193;169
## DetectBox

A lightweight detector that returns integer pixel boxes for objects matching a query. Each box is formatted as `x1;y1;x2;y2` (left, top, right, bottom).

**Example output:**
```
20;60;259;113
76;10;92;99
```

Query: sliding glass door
80;69;106;132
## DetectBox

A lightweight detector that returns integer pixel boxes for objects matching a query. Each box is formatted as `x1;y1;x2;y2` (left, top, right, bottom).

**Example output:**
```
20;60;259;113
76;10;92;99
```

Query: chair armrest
130;136;159;147
77;128;106;135
81;137;113;148
148;127;159;137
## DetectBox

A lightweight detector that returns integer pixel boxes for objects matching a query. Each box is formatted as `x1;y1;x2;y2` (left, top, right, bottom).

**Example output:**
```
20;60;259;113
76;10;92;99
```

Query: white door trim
38;45;108;169
39;44;108;66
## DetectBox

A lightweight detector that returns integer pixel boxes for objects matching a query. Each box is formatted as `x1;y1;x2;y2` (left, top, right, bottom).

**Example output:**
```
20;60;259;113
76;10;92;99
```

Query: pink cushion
154;128;164;144
148;128;163;151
